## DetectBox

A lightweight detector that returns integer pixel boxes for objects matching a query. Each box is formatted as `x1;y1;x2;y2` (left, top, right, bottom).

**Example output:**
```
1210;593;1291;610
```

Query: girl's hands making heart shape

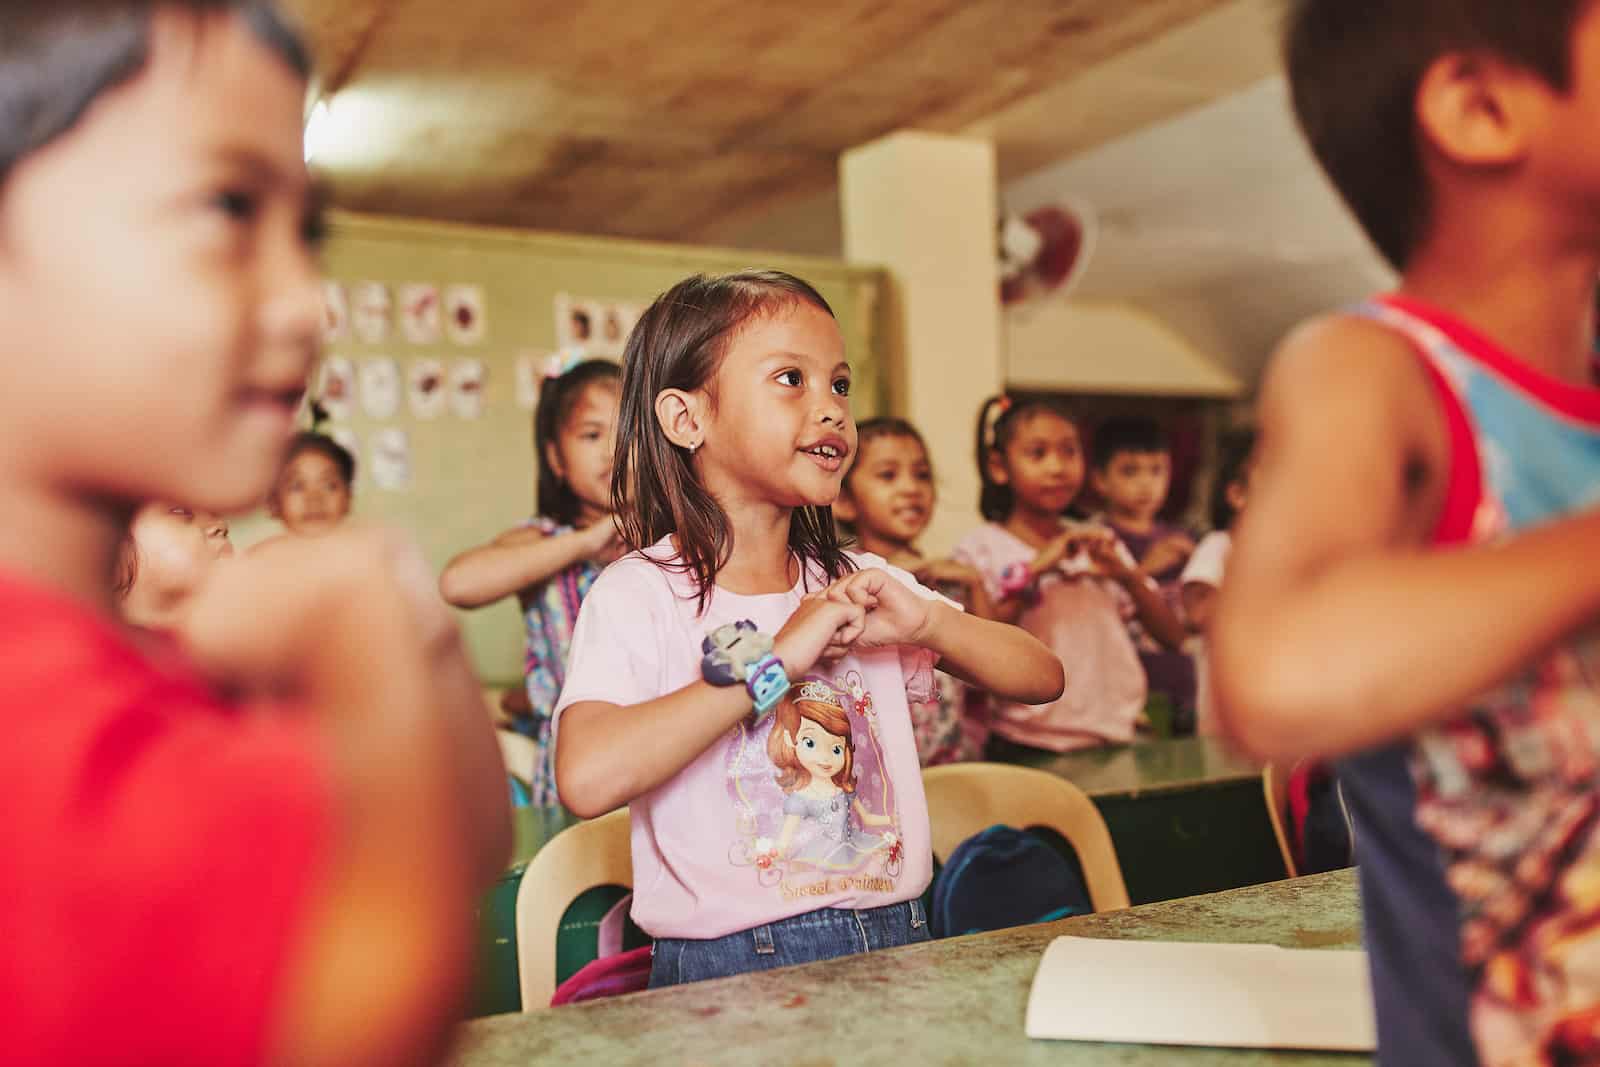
774;596;867;679
808;568;936;654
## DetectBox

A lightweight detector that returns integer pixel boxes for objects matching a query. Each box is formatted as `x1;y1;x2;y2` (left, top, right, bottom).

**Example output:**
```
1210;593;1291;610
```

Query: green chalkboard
234;212;888;686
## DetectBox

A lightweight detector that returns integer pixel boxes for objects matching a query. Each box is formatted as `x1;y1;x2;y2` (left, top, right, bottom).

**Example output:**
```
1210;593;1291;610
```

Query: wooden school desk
1000;736;1289;904
449;869;1366;1067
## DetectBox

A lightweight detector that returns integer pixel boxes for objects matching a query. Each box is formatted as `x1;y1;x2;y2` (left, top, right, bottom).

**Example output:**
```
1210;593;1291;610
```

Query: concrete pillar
840;131;1003;554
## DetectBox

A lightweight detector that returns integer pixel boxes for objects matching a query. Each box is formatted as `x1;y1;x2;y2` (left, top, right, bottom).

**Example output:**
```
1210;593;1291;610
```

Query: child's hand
774;596;866;679
1035;522;1102;573
1081;528;1138;583
1142;532;1196;576
583;517;625;565
816;568;936;651
179;527;457;694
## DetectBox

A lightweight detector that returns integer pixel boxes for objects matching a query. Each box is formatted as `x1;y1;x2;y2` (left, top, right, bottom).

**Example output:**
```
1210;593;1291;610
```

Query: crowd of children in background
26;1;1600;1064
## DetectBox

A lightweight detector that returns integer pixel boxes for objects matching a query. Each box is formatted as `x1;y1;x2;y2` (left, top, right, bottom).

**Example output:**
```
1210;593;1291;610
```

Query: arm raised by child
1212;316;1600;762
180;530;511;1067
556;595;866;819
1084;531;1188;651
437;518;618;609
820;568;1065;706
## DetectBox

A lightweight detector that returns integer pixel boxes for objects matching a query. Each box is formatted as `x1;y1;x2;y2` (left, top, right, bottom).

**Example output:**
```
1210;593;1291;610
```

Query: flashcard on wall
398;283;441;345
316;356;355;421
597;303;628;355
352;281;391;344
329;427;361;470
321;281;348;344
554;292;591;354
449;358;487;419
370;428;412;492
407;358;446;419
444;285;487;345
514;351;544;411
359;357;400;419
580;300;611;356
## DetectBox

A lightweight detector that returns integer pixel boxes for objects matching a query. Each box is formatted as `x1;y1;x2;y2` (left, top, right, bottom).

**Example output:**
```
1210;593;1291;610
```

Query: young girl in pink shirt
553;271;1061;987
954;397;1185;754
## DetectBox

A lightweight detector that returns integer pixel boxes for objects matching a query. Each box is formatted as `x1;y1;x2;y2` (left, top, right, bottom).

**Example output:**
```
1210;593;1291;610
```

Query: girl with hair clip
439;356;622;805
954;396;1186;756
553;270;1062;988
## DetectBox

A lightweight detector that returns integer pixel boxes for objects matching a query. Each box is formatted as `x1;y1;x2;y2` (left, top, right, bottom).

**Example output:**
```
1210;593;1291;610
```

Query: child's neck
1402;204;1600;386
0;481;127;613
1003;504;1067;547
1106;509;1156;535
715;498;800;596
574;500;609;529
854;527;920;567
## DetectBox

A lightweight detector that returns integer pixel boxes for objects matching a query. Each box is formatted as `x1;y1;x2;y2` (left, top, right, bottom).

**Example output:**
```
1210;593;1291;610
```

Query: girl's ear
544;439;567;481
984;448;1010;487
1225;479;1248;518
1089;468;1111;499
654;388;706;452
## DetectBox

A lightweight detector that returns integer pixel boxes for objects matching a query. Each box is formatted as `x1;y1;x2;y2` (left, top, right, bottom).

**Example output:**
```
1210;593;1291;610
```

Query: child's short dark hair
1285;0;1587;270
1090;416;1169;471
1210;428;1256;531
845;417;928;489
284;432;355;487
1;2;309;191
975;395;1082;522
535;358;620;525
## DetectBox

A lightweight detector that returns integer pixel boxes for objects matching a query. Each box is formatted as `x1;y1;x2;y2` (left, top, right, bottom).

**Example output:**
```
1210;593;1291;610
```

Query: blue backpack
930;824;1092;939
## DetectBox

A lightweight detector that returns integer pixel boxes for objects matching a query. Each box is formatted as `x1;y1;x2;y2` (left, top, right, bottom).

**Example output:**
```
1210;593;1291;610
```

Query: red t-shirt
0;573;333;1066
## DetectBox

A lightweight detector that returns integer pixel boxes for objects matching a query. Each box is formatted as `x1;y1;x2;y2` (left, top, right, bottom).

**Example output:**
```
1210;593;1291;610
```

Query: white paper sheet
1025;937;1375;1051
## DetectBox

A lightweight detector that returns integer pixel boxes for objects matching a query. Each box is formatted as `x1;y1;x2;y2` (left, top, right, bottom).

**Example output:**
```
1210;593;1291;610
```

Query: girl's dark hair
284;431;355;487
1;1;309;190
1285;0;1585;270
535;358;620;525
974;394;1082;522
613;269;852;612
1209;429;1257;531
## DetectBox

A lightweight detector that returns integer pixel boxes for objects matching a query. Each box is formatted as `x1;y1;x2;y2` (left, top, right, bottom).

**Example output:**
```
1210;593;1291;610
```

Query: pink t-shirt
553;540;940;940
953;522;1146;751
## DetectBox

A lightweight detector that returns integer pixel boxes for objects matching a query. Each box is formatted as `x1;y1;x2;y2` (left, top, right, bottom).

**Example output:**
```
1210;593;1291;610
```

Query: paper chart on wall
445;284;487;345
398;283;441;345
321;281;348;344
351;281;391;344
450;358;487;419
358;357;401;419
408;358;446;419
370;428;412;492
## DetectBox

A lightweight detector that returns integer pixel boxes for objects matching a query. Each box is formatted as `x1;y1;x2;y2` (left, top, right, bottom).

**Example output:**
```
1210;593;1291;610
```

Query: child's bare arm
1213;317;1600;761
917;602;1065;705
438;520;616;609
182;532;511;1067
556;597;865;818
1181;581;1218;632
1086;534;1187;650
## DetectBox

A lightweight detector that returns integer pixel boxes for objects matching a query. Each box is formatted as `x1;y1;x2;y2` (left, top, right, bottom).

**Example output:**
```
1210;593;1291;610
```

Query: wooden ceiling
284;0;1246;244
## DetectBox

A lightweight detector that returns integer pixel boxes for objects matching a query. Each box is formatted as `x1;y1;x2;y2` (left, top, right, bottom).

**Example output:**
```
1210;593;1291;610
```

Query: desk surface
451;869;1364;1066
1007;736;1263;799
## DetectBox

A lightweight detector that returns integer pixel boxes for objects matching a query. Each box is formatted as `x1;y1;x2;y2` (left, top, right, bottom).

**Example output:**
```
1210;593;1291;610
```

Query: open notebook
1025;937;1376;1051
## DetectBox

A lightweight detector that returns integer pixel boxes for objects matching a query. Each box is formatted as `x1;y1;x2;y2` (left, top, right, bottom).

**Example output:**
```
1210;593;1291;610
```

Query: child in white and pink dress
955;397;1187;755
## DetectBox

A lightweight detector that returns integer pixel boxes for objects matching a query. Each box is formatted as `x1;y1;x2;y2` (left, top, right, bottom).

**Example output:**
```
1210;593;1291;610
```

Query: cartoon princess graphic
767;680;896;868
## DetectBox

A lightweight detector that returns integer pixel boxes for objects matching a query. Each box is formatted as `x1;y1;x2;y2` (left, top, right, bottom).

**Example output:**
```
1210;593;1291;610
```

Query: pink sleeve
553;559;671;722
950;531;1004;602
869;556;960;705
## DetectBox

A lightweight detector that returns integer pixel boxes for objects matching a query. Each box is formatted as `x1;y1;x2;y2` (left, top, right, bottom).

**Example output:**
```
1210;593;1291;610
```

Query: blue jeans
648;900;930;988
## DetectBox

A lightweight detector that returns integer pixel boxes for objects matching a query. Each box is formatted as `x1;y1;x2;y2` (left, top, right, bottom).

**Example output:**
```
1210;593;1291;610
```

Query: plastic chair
922;763;1130;912
1262;759;1299;879
496;729;539;788
515;808;632;1009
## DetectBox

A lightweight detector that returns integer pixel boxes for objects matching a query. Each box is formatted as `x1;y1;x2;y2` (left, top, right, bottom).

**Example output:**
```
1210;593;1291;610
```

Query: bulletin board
241;212;889;685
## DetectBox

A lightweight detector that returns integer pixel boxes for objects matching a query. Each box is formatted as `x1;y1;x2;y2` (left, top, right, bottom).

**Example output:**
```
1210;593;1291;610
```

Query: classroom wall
1005;298;1243;397
235;212;889;685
